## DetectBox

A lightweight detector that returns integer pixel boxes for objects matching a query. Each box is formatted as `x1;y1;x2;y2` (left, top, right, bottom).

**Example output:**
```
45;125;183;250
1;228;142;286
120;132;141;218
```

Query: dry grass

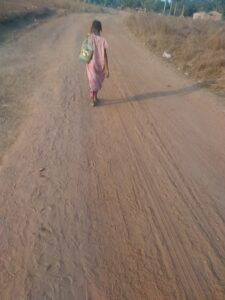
0;0;73;18
0;0;105;21
127;13;225;93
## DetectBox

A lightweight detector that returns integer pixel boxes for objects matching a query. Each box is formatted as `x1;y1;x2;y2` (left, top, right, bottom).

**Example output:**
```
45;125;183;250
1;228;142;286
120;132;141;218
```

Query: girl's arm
104;49;109;78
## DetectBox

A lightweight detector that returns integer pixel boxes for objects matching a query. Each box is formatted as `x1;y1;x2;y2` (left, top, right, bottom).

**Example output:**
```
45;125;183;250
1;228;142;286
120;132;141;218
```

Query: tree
173;1;178;15
163;0;167;13
87;0;225;16
169;0;173;15
181;0;185;16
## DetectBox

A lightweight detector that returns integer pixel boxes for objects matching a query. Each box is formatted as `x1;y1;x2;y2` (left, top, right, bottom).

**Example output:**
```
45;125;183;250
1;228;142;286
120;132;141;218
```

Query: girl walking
86;20;109;106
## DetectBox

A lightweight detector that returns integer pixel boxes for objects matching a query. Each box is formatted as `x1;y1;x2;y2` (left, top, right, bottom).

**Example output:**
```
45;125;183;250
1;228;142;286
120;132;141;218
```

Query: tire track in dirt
104;20;225;298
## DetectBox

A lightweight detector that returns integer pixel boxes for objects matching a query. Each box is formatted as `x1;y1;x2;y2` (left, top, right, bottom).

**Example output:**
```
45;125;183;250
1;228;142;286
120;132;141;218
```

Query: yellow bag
79;36;93;64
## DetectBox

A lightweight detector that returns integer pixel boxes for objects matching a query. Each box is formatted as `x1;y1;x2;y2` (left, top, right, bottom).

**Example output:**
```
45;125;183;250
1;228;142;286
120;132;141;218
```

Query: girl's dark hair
91;20;102;34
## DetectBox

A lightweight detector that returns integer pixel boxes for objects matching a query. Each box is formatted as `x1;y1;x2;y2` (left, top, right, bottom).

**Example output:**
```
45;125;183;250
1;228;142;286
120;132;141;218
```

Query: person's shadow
98;83;203;106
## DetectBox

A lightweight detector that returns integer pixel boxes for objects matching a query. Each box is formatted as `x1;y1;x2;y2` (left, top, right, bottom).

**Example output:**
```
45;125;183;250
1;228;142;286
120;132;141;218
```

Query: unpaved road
0;12;225;300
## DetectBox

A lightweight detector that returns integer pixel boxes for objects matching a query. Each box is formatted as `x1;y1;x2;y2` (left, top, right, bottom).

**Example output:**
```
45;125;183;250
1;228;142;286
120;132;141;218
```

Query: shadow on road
99;83;203;106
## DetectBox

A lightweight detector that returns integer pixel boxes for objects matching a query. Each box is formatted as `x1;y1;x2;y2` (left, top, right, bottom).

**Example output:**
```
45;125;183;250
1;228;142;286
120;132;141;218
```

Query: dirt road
0;12;225;300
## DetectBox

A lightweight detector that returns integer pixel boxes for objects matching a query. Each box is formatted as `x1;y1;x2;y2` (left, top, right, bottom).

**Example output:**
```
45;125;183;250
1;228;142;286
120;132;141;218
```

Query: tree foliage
87;0;225;16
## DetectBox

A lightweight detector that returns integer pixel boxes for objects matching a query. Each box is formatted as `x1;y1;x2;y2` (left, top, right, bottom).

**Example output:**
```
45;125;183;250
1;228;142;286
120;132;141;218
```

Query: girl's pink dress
86;34;108;93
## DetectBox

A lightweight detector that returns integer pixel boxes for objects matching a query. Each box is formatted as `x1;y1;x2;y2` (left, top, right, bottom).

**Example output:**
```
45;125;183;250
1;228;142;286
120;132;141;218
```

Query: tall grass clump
128;13;225;93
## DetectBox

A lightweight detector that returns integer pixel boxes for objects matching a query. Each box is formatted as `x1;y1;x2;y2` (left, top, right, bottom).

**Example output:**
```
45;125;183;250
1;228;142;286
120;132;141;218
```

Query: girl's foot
93;91;98;106
90;98;96;107
89;91;99;107
89;91;95;107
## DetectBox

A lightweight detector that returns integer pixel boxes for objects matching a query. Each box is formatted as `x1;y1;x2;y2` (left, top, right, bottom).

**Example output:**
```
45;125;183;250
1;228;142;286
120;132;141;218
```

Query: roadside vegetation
127;13;225;93
0;0;105;21
0;0;75;20
91;0;225;18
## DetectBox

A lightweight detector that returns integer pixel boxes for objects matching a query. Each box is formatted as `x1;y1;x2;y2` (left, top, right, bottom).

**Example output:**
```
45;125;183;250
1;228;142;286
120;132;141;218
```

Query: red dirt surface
0;12;225;300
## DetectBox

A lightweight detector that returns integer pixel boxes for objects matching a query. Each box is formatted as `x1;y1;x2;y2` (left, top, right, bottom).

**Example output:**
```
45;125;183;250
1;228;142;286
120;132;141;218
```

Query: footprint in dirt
39;167;46;178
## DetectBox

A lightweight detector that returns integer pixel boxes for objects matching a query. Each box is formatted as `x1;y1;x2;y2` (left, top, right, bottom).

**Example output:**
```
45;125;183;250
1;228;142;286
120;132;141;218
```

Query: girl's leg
93;91;98;104
89;91;95;106
89;90;98;107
